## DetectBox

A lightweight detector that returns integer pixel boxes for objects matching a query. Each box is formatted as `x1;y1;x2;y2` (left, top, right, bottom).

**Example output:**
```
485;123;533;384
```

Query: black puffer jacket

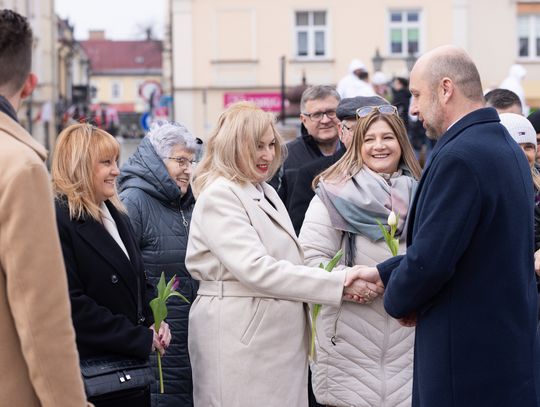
118;137;197;407
288;148;345;235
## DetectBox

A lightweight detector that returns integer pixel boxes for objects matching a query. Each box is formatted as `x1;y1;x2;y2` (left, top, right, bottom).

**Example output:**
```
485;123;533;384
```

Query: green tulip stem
158;352;164;393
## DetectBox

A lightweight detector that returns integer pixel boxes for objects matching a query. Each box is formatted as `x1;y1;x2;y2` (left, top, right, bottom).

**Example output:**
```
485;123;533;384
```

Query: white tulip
388;211;397;226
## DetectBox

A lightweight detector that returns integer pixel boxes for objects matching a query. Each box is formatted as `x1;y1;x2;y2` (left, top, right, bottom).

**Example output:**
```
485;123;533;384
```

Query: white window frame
89;81;98;103
293;10;329;59
388;9;422;57
111;82;122;101
518;14;540;60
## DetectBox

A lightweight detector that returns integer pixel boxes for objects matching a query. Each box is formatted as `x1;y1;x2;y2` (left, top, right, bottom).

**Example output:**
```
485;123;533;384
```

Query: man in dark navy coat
358;45;540;406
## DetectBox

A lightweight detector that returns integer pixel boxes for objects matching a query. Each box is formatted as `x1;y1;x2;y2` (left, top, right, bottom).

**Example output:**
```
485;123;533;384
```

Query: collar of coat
70;198;142;305
0;110;47;161
423;107;500;170
0;95;17;122
405;107;500;244
219;177;301;249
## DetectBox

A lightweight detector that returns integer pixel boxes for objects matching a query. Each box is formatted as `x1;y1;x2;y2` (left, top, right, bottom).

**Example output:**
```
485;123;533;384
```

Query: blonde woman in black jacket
51;123;171;407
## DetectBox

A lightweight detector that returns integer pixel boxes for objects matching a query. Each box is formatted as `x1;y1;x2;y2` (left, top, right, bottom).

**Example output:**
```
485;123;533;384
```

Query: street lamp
372;48;384;72
406;50;417;72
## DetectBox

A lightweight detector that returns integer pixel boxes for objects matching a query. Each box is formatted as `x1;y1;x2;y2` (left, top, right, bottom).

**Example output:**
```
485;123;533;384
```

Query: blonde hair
51;123;125;221
532;167;540;191
192;101;284;196
314;111;422;188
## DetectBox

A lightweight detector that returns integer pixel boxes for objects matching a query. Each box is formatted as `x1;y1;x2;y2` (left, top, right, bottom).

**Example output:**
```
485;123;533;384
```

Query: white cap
499;112;537;150
348;59;366;73
509;64;527;79
372;71;388;85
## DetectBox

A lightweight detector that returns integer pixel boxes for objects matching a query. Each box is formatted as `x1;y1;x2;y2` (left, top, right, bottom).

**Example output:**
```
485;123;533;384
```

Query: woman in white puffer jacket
299;105;421;407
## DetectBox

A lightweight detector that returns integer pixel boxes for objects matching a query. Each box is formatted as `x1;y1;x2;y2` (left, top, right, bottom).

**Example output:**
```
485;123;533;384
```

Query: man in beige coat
0;10;90;406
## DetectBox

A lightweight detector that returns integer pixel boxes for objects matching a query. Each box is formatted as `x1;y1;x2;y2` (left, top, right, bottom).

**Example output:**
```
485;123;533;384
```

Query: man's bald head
409;46;485;139
414;45;484;103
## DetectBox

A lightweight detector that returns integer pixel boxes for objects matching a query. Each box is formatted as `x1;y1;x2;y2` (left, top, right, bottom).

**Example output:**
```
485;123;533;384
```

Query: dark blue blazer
378;108;540;407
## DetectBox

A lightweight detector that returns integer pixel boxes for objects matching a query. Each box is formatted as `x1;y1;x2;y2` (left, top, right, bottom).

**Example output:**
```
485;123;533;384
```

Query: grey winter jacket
118;137;197;407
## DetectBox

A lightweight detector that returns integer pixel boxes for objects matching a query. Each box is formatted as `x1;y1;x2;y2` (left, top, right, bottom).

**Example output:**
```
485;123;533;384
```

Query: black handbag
80;355;153;398
80;273;154;399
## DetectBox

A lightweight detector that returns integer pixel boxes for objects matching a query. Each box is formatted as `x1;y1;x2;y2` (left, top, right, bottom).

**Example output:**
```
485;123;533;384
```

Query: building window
90;81;98;102
518;14;540;58
111;82;121;100
294;11;328;58
388;10;421;56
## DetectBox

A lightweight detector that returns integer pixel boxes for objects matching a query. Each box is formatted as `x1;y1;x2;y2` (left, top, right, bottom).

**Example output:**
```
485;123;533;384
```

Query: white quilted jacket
299;196;415;407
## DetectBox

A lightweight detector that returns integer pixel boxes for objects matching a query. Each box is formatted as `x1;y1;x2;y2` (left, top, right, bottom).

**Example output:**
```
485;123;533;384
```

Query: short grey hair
146;121;200;159
300;85;340;113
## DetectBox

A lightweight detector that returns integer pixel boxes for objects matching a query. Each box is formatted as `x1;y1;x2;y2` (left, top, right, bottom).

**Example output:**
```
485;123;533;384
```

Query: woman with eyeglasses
51;123;171;407
117;121;201;407
299;105;422;407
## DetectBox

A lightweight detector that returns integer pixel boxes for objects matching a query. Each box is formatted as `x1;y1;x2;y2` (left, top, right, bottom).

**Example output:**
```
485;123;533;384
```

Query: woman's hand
535;249;540;277
150;321;171;356
343;265;385;304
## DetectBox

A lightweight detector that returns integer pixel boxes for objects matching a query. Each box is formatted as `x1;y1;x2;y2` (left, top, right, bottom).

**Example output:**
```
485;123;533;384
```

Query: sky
55;0;166;41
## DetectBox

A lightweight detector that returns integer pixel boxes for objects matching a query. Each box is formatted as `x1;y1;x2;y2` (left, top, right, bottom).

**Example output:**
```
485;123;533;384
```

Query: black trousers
308;368;324;407
89;385;150;407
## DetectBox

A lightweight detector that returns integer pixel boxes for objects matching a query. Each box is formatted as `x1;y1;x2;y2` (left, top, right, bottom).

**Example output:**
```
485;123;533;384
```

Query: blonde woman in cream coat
185;102;382;407
300;106;421;407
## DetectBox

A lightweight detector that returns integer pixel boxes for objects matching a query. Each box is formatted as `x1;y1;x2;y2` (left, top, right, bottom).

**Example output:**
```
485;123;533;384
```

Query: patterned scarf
316;166;417;265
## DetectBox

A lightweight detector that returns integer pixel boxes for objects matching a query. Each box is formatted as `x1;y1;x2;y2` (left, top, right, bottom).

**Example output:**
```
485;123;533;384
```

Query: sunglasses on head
356;105;398;118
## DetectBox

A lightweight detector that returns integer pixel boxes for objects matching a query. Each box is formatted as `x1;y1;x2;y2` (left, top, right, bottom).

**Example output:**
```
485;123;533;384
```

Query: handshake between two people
343;265;383;304
341;265;417;327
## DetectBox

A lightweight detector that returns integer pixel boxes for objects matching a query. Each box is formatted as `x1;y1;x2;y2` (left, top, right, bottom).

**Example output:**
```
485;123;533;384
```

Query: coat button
111;274;119;284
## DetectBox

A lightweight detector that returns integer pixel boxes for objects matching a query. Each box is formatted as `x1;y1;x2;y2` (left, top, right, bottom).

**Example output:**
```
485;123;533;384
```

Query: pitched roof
81;39;162;75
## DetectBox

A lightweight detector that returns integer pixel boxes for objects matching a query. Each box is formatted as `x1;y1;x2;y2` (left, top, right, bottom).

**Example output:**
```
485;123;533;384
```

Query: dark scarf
0;95;18;122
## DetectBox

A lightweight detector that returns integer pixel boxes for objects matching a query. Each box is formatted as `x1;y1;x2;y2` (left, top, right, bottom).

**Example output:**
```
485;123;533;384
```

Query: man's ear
440;77;454;103
337;122;344;141
20;72;37;99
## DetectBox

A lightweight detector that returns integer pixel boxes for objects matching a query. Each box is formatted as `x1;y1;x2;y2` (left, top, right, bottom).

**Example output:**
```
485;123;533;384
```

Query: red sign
224;92;282;112
139;80;162;103
153;106;169;118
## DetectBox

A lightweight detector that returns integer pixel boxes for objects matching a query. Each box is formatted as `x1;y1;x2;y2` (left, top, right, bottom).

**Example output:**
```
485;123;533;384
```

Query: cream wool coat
300;196;414;407
186;177;349;407
0;112;90;406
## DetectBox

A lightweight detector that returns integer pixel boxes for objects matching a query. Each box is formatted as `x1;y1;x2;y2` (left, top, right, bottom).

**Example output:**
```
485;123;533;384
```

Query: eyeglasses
356;105;398;118
301;110;337;122
166;157;197;168
340;122;353;132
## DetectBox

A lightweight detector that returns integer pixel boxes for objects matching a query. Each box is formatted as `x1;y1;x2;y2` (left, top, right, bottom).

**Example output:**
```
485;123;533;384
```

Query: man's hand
398;313;417;327
343;265;385;304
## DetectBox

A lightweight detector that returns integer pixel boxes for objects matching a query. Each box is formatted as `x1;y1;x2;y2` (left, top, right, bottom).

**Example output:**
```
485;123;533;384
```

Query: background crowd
3;8;540;407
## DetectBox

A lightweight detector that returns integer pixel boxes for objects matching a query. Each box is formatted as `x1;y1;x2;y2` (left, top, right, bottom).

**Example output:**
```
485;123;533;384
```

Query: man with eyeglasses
289;95;391;235
270;85;342;212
